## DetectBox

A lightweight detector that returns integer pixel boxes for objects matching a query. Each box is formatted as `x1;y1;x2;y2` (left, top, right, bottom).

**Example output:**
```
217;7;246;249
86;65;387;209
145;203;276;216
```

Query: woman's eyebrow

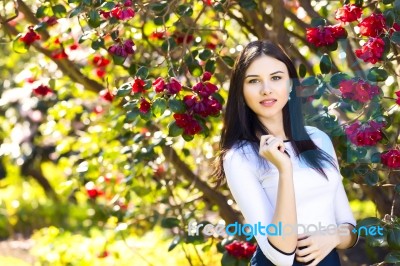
244;74;259;79
270;71;284;75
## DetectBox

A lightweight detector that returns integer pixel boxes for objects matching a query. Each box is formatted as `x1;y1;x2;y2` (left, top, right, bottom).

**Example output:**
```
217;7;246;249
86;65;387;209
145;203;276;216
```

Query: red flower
85;182;104;199
202;71;212;82
111;5;135;20
33;85;52;96
139;98;151;113
42;16;58;26
306;25;347;47
381;149;400;168
96;69;106;78
20;26;40;46
174;32;194;44
99;10;111;19
192;81;218;98
345;120;385;146
69;43;79;50
173;114;202;135
395;90;400;105
166;78;182;94
93;55;110;67
153;77;166;93
52;49;68;59
335;4;362;23
339;78;381;103
358;13;386;37
108;39;135;58
132;78;146;93
149;31;166;41
355;37;385;64
225;241;257;260
203;0;213;5
100;89;114;102
183;95;198;109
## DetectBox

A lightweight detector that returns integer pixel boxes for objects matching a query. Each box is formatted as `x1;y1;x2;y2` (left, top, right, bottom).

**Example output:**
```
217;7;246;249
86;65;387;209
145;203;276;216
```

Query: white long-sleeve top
223;126;356;266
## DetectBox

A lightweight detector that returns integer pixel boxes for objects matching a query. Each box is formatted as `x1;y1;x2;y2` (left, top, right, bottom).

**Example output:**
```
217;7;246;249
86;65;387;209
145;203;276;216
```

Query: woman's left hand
295;232;339;266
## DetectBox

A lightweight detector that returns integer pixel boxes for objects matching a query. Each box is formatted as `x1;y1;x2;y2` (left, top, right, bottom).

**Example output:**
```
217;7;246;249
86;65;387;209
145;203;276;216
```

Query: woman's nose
260;81;272;95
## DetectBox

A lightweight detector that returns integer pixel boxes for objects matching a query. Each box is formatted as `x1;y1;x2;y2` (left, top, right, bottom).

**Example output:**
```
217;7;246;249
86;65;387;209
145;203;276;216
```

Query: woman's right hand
259;135;292;171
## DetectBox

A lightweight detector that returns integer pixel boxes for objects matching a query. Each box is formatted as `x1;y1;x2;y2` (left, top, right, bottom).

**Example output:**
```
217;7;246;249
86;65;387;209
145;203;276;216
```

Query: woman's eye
248;79;259;83
271;76;281;81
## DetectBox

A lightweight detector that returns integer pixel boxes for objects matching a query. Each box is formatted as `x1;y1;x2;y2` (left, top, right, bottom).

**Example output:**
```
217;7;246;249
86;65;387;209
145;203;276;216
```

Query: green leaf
161;37;177;52
100;1;116;10
238;0;257;10
150;1;168;15
112;55;126;65
182;134;194;141
367;67;388;82
168;236;181;252
91;38;104;50
221;252;238;266
330;72;350;88
188;63;203;77
221;56;234;67
384;9;395;27
161;217;180;228
392;31;400;44
88;10;102;28
365;171;379;186
139;109;152;121
319;54;332;74
205;59;216;73
385;251;400;263
301;76;317;86
199;49;213;61
52;4;67;18
395;0;400;11
177;4;193;17
383;0;394;4
299;64;306;78
152;98;167;117
13;36;29;54
125;108;140;122
117;86;131;97
365;232;386;247
69;6;83;18
357;217;382;229
123;101;137;110
83;0;92;6
136;66;149;79
169;99;186;113
311;18;326;27
36;6;50;18
168;122;184;137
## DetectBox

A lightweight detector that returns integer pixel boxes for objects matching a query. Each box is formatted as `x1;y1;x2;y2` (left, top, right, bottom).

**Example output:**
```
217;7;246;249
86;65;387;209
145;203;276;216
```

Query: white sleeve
223;147;295;266
309;127;359;247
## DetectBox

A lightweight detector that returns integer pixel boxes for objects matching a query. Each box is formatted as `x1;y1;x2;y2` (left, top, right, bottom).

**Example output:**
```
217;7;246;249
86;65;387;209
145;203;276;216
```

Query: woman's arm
224;146;296;266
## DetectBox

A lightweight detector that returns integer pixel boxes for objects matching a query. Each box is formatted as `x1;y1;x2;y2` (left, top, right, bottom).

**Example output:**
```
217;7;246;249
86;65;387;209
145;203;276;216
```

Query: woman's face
243;55;291;124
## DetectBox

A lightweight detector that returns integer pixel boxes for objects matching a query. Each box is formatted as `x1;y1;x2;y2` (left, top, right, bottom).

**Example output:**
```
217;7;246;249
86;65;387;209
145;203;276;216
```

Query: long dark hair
213;40;337;185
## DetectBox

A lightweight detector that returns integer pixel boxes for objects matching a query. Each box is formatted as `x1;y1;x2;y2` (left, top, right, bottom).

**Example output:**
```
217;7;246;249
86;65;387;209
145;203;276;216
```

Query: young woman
214;40;358;266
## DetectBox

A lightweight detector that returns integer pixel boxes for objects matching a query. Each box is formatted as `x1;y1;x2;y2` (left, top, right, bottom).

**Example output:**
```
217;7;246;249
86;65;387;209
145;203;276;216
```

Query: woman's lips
260;99;277;107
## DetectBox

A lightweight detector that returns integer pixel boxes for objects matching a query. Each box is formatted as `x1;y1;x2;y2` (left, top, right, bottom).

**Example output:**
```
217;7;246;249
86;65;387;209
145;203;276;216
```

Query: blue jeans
250;246;340;266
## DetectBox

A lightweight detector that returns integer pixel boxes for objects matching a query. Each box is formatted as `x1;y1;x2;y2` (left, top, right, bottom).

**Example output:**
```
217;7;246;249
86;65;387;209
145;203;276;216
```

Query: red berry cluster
108;39;135;58
306;25;347;47
20;26;41;46
345;120;385;146
335;4;362;22
174;72;222;135
92;55;110;78
153;77;182;95
381;149;400;168
354;37;385;64
339;78;381;103
224;240;257;260
33;85;53;96
100;0;135;21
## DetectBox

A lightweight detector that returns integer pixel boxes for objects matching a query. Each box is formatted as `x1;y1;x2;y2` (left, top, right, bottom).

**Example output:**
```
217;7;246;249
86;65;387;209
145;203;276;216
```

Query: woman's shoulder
224;140;258;161
305;126;331;141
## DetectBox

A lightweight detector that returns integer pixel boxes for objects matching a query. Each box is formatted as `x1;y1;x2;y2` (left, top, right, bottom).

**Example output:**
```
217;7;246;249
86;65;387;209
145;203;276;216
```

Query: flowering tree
0;0;399;264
